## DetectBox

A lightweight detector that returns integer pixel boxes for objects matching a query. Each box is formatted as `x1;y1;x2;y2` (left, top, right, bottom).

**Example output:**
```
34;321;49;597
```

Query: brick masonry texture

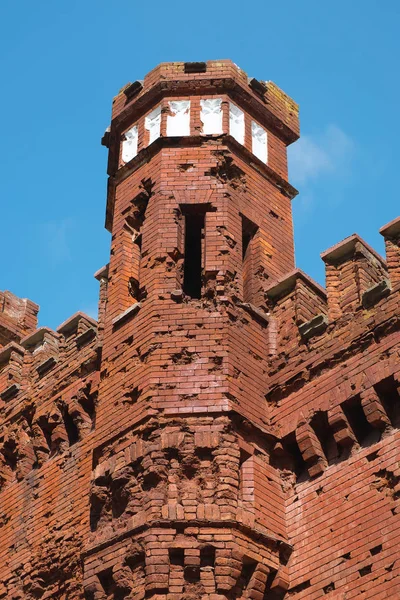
0;60;399;599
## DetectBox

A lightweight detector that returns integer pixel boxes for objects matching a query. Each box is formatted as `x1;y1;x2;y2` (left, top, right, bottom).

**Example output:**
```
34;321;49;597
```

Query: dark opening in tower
183;212;205;299
241;214;258;303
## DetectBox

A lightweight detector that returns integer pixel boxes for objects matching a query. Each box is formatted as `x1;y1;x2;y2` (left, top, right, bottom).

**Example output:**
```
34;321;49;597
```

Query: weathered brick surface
0;60;399;599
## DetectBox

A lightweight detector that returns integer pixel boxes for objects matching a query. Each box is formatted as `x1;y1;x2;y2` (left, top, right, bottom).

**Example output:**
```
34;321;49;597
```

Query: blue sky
1;0;399;329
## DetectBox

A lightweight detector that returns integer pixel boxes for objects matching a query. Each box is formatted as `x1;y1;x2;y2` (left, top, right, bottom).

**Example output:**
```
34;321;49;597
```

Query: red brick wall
0;60;399;600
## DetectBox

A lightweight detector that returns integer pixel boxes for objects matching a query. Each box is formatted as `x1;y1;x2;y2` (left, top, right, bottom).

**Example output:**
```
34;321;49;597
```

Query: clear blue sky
1;1;399;329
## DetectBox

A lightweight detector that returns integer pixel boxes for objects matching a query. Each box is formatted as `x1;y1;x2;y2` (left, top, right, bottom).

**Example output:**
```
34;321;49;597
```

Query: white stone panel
145;105;162;145
229;103;245;145
200;98;223;134
121;125;138;163
166;101;190;136
251;121;268;163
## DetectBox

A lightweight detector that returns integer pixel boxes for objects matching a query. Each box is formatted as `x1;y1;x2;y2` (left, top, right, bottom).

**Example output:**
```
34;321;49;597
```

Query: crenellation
321;233;389;320
380;215;400;288
57;311;98;339
265;269;328;355
20;327;60;379
0;341;25;402
0;290;39;348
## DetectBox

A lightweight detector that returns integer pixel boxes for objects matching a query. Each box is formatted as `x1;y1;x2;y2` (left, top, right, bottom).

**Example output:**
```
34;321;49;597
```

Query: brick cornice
82;517;291;559
111;78;299;145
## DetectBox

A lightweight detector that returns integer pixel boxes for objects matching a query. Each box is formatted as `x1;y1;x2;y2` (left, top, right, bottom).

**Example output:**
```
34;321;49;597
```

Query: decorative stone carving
121;125;138;163
251;120;268;163
145;105;161;144
200;98;223;135
166;100;190;136
229;103;245;145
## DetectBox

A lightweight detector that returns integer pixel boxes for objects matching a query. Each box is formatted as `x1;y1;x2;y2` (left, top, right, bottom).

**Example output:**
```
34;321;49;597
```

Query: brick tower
0;60;399;600
85;60;299;598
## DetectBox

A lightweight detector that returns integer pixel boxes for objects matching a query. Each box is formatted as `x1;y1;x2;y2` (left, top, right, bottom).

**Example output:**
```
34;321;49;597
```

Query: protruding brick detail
0;61;400;600
265;269;328;351
94;264;109;344
380;215;400;287
0;290;39;347
295;417;327;478
321;234;388;320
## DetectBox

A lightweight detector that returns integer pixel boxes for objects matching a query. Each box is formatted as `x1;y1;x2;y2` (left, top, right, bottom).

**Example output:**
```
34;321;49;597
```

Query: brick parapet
0;290;39;348
380;215;400;288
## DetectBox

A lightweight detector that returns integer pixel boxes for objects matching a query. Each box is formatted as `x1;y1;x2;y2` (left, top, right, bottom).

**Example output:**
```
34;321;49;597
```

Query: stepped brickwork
0;60;399;599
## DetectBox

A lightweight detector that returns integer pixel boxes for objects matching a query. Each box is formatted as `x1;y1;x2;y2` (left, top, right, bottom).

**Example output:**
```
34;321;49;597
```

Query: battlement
380;215;400;286
265;218;399;358
0;290;38;347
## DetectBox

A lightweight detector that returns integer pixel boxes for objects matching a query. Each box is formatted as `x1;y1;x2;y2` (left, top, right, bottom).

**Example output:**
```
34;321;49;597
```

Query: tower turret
84;60;300;599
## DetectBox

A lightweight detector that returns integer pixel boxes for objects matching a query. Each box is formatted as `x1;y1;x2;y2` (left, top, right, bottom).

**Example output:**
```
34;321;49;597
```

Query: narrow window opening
98;569;114;595
2;439;17;471
123;186;151;304
128;277;140;301
79;388;97;422
169;548;184;567
242;215;258;260
265;568;277;591
200;546;215;568
134;232;142;251
374;376;400;428
310;411;339;464
169;548;185;594
61;404;80;446
183;213;205;299
341;395;380;447
241;215;259;304
38;418;53;452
